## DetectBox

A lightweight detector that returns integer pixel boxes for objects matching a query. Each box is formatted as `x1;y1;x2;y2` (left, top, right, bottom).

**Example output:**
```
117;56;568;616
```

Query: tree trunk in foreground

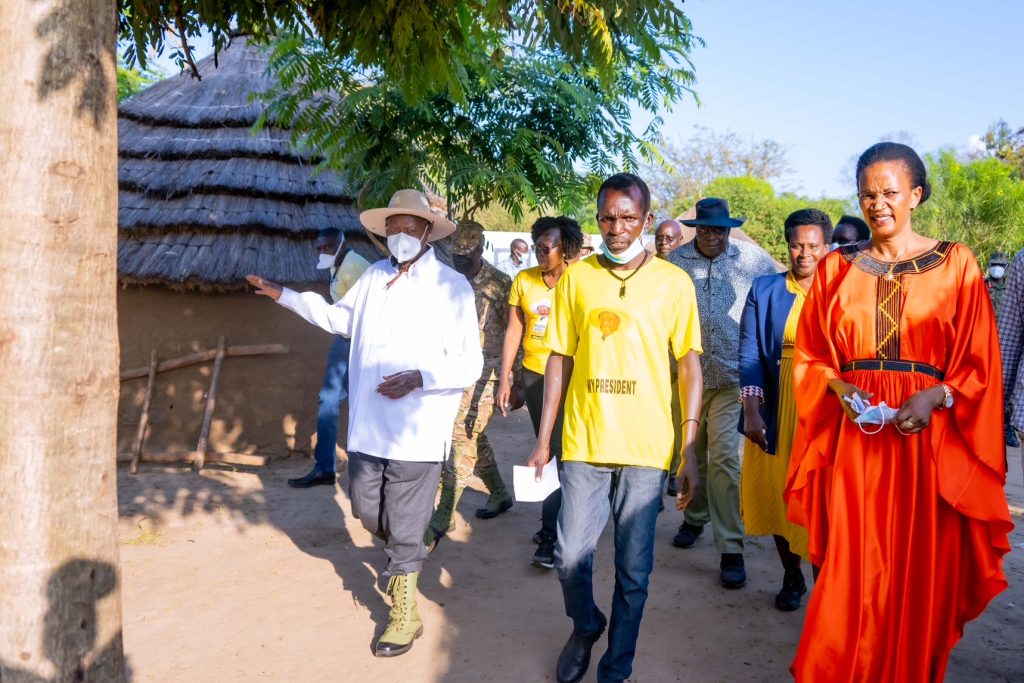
0;1;125;681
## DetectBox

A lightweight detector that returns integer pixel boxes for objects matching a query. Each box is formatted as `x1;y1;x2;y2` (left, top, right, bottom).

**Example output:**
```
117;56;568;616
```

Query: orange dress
786;241;1013;682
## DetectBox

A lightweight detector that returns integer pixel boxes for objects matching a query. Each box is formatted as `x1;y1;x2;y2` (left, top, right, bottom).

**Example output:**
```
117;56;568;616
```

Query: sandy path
117;409;1024;682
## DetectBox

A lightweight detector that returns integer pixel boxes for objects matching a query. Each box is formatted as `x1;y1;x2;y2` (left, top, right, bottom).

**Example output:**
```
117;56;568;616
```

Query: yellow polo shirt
546;256;701;470
509;266;555;375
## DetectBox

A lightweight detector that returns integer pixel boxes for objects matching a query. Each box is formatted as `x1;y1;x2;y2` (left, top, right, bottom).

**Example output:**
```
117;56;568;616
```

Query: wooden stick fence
129;349;159;474
119;339;288;472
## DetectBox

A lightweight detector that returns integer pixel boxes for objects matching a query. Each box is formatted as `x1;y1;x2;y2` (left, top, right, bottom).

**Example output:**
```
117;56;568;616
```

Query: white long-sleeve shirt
279;247;483;462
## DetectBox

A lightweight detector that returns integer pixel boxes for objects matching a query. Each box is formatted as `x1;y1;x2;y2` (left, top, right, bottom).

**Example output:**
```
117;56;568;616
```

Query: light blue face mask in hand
843;393;900;435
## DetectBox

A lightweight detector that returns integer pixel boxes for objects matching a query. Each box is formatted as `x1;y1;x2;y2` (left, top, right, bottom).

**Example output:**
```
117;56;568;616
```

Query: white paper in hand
513;458;560;502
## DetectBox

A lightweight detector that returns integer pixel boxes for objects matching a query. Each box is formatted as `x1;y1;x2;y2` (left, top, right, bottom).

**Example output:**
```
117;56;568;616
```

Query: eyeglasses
533;246;560;256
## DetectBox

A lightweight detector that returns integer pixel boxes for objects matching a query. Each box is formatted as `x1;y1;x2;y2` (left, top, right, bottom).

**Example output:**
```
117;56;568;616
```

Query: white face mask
600;237;646;265
316;253;335;270
388;231;427;263
843;393;900;434
990;265;1006;280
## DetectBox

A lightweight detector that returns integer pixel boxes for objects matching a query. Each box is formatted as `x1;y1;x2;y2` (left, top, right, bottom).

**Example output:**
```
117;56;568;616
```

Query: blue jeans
556;461;666;683
314;336;350;473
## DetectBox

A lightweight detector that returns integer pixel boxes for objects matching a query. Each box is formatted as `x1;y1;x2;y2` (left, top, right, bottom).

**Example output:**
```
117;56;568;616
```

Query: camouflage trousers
442;378;502;490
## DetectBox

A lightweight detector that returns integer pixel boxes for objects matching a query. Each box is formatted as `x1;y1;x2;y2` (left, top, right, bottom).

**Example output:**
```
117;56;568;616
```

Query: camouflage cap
451;220;486;255
581;233;594;249
991;252;1010;266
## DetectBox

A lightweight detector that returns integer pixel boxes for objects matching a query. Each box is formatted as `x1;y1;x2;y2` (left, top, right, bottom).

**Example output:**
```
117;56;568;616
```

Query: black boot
555;610;607;683
671;522;704;548
719;553;746;589
774;569;807;611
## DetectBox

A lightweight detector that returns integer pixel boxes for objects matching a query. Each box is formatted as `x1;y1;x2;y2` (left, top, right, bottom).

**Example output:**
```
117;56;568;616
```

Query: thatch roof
118;35;381;292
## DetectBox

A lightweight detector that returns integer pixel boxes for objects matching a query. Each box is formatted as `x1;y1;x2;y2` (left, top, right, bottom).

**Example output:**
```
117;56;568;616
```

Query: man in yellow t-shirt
527;174;703;683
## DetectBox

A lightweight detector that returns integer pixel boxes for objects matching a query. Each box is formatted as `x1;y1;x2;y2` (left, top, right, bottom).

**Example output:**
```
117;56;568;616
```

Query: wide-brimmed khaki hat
360;189;456;241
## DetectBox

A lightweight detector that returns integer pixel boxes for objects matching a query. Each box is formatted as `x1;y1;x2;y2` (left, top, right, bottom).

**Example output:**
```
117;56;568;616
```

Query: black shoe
671;522;704;548
532;539;556;570
720;553;746;589
287;468;336;488
774;570;807;611
532;530;545;545
555;610;607;683
665;475;678;497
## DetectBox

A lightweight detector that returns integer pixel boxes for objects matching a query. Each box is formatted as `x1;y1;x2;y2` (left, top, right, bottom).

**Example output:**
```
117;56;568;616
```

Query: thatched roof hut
115;36;386;463
117;35;380;291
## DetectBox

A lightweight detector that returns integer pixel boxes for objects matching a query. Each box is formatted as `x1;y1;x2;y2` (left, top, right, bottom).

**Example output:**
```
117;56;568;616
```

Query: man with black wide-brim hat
247;189;483;657
666;197;777;589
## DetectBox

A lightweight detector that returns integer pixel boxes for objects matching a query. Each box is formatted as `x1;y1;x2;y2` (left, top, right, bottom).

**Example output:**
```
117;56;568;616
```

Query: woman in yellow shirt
496;216;584;569
738;209;831;611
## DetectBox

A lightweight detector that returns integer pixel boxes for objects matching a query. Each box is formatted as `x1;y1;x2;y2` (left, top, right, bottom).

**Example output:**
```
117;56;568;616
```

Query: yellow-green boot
374;572;423;657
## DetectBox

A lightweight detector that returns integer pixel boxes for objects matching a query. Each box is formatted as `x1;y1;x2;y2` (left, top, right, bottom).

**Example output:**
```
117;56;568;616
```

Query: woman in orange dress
786;142;1013;682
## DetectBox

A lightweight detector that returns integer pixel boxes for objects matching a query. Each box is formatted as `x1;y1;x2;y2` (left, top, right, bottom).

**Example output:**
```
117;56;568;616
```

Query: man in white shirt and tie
247;189;483;658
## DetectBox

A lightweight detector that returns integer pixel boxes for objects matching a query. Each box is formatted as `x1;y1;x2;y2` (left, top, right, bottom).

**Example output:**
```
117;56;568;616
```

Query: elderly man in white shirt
247;189;482;658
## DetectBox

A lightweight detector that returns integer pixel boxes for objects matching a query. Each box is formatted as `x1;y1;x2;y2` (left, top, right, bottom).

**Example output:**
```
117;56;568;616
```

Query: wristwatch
938;383;954;410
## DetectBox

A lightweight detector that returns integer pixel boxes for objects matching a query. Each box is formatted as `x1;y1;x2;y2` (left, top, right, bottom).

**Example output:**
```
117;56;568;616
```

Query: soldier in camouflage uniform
425;221;515;547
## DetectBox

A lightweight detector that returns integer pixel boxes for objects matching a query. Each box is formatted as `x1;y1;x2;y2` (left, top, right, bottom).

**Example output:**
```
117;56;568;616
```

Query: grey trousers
682;386;745;553
348;451;442;577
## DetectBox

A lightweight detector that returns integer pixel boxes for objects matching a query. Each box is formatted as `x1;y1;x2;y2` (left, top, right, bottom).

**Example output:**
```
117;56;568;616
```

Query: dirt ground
117;409;1024;682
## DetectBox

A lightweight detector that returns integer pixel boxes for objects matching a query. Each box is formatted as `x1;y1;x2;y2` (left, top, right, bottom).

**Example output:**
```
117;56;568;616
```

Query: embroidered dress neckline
840;241;954;278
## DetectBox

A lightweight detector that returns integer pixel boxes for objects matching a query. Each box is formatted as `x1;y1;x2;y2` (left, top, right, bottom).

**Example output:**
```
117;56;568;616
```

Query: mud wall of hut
117;286;337;461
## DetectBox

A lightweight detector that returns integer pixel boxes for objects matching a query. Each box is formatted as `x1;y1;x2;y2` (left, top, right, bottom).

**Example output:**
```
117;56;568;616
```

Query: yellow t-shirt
546;256;702;469
509;266;556;375
330;249;372;303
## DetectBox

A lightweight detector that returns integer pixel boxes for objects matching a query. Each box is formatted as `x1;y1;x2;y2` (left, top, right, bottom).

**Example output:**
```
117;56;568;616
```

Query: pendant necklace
603;252;649;298
881;247;907;281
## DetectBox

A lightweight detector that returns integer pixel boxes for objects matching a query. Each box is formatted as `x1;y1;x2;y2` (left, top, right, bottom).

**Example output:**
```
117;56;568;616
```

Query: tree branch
171;2;201;80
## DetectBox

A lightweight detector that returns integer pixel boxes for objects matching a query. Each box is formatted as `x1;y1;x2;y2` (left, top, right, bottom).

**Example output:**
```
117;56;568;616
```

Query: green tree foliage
644;127;794;214
117;66;146;101
914;150;1024;262
700;176;851;263
118;1;698;105
979;119;1024;176
116;61;160;101
259;18;699;216
472;201;597;234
